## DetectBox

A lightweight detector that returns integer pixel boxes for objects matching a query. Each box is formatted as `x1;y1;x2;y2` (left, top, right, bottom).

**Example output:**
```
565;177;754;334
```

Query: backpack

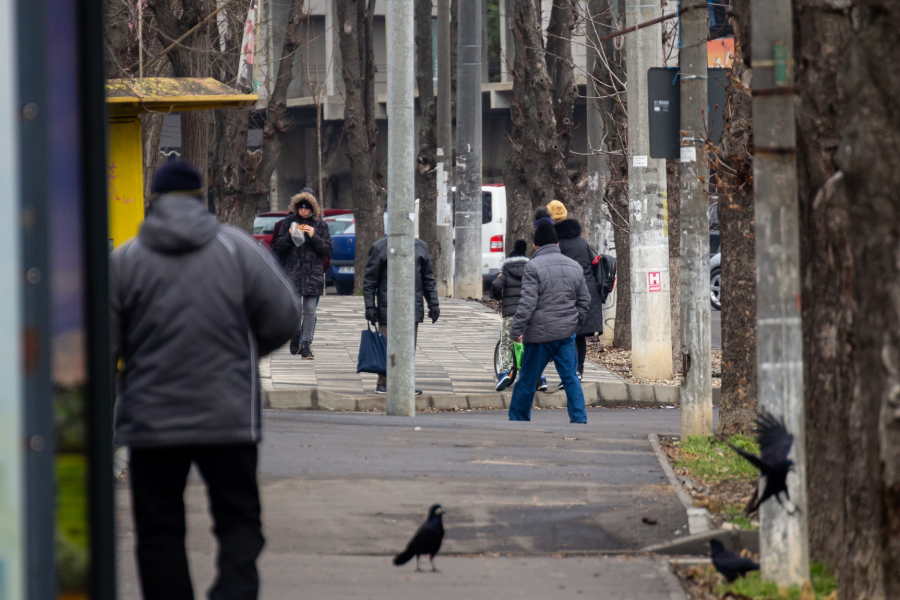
591;252;617;304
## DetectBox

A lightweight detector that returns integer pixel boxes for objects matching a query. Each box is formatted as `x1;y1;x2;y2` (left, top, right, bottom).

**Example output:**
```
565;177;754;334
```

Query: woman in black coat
272;191;333;359
547;200;604;381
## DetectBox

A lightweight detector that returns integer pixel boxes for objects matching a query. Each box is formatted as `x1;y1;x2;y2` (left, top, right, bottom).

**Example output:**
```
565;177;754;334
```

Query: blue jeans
508;333;587;423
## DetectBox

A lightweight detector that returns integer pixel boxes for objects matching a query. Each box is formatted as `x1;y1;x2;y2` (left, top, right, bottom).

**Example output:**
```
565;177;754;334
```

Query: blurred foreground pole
751;0;810;584
678;1;712;437
453;0;482;299
386;0;416;415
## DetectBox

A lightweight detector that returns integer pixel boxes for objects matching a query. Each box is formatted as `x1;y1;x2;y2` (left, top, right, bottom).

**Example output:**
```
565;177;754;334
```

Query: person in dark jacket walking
110;161;299;600
490;240;535;392
507;219;592;423
363;237;440;394
547;200;604;386
272;191;333;358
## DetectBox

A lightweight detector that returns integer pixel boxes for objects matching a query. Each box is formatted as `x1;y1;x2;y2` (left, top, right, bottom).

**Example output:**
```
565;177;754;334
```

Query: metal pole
626;0;673;379
435;0;454;296
386;0;417;415
678;1;712;437
751;0;809;585
453;0;482;299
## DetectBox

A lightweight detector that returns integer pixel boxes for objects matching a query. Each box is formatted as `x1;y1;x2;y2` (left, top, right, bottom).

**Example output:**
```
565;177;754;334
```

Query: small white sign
680;146;697;163
633;155;648;167
648;271;662;292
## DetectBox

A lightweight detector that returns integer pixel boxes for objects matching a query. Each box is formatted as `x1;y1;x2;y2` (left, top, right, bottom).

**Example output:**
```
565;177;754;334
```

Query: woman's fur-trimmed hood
501;255;529;268
290;192;321;220
554;218;582;240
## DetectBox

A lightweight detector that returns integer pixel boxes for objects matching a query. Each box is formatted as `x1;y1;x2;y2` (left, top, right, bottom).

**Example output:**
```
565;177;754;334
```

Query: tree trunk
714;0;756;437
149;0;213;191
835;3;900;597
208;0;304;230
141;112;165;209
793;0;853;569
335;0;384;290
415;0;437;254
502;0;580;249
667;160;681;373
610;184;631;349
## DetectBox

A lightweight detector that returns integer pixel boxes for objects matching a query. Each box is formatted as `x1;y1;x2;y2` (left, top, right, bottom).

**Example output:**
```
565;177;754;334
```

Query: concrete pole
454;0;483;299
678;2;712;437
751;0;809;585
435;0;454;296
625;0;673;379
385;0;417;415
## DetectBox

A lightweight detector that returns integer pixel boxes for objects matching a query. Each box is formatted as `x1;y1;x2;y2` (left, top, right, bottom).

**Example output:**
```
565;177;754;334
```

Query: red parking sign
648;272;662;292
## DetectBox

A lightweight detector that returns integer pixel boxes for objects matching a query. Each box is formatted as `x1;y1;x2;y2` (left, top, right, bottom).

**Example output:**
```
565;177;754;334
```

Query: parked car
324;215;356;294
710;252;721;311
252;208;352;248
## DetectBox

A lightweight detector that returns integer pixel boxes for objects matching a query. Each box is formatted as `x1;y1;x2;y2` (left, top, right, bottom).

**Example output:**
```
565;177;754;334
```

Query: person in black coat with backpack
547;200;604;384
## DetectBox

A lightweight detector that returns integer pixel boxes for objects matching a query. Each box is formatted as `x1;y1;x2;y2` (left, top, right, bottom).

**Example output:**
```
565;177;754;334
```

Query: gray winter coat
510;245;591;344
110;194;300;448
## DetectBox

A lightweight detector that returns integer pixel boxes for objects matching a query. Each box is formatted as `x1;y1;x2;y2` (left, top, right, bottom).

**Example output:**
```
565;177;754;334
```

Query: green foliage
676;434;760;483
56;453;89;592
486;0;501;82
53;385;86;452
716;562;838;599
722;503;757;530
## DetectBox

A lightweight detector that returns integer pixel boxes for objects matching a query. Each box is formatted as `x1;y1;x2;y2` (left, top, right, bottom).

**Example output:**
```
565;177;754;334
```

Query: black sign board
648;67;729;159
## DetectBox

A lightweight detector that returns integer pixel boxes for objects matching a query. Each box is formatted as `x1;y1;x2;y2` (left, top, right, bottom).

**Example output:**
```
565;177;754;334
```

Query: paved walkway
264;295;624;396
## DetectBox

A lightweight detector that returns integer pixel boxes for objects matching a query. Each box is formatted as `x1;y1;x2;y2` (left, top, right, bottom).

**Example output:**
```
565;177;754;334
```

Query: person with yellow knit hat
547;200;605;388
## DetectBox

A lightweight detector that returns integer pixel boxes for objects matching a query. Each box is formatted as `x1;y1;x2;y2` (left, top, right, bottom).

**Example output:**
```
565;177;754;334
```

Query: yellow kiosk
105;78;257;247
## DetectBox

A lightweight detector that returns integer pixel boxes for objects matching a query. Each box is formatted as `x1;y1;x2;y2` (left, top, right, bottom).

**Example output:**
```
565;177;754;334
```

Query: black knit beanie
151;160;203;197
510;240;528;257
533;220;559;247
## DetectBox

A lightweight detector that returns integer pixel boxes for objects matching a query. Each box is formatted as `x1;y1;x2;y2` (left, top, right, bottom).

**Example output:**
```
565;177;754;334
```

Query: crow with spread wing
730;411;797;514
393;504;444;572
710;539;760;583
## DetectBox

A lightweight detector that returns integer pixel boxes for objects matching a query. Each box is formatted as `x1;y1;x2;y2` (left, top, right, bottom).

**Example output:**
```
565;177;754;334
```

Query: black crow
729;411;796;514
393;504;444;572
710;539;760;583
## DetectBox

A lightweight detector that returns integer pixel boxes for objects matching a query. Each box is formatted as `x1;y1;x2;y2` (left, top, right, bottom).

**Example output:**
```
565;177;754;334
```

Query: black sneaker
558;381;565;391
300;342;314;359
375;385;387;394
289;338;300;355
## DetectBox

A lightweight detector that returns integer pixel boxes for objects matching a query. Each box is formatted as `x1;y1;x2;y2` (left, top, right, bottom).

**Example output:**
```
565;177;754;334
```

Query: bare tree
502;0;584;250
713;0;756;436
335;0;384;290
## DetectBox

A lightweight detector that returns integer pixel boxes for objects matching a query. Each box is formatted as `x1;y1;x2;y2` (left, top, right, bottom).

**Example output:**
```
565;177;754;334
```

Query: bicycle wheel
493;339;502;379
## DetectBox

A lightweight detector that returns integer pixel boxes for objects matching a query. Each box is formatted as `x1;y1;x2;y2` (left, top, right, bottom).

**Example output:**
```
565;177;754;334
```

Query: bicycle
493;338;523;382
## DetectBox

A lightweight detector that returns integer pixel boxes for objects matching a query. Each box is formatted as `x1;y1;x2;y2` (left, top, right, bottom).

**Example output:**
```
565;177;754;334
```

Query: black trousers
129;444;265;600
575;334;587;373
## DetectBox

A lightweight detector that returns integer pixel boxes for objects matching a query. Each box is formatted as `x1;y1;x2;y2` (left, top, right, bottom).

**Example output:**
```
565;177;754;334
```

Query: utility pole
625;0;673;379
454;0;482;299
678;2;712;437
435;0;454;296
385;0;416;415
751;0;809;585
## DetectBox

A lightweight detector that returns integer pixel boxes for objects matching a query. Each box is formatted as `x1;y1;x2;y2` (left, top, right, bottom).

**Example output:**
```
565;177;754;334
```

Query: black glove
366;307;378;325
429;305;440;324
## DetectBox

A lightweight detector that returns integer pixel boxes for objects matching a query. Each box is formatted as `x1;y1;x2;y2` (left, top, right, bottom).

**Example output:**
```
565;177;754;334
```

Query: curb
648;433;713;535
645;528;759;556
261;377;720;413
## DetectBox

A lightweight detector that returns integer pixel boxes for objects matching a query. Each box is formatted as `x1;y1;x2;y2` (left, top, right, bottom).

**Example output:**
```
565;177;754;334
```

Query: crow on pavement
729;411;797;515
393;504;444;572
710;539;759;583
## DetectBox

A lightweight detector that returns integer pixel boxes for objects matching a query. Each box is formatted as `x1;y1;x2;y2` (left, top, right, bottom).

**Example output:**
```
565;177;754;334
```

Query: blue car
325;215;356;295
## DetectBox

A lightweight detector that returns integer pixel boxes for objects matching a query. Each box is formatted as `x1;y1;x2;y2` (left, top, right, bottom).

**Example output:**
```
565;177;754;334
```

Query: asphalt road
116;409;690;599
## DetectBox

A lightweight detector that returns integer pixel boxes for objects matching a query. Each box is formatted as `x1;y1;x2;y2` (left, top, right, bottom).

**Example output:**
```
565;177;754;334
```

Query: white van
451;184;508;286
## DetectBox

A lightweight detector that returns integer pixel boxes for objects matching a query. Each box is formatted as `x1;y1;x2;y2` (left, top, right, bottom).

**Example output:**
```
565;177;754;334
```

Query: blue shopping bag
356;322;387;375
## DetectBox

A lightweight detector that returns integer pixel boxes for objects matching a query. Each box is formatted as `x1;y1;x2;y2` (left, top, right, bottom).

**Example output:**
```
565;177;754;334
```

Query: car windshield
326;217;354;236
253;215;284;234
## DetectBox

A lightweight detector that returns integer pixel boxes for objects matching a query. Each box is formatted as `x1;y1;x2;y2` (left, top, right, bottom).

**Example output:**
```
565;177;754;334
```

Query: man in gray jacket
110;161;299;600
508;219;591;423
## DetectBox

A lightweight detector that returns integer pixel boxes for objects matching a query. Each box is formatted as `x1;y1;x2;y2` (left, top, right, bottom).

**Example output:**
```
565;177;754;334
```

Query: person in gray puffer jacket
508;219;591;423
110;160;299;600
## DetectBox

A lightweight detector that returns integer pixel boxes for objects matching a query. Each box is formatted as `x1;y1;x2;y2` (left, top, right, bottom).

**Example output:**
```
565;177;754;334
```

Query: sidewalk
264;295;624;397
